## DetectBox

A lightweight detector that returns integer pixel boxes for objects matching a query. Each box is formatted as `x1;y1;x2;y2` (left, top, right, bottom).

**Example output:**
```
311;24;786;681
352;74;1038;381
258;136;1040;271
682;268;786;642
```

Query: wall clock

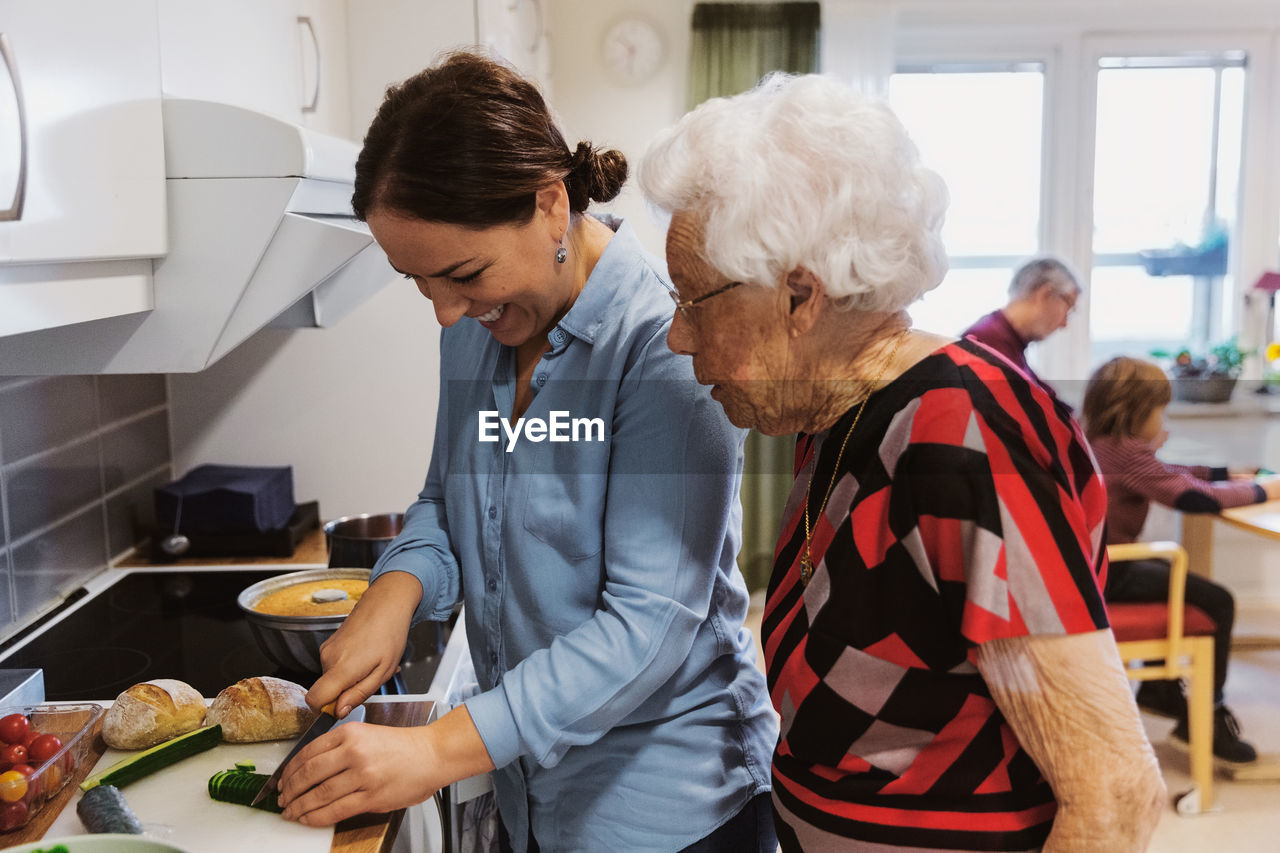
602;16;664;86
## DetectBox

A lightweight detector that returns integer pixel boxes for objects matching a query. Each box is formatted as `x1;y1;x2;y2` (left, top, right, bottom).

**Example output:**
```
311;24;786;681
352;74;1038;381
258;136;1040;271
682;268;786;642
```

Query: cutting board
6;698;430;852
41;710;370;853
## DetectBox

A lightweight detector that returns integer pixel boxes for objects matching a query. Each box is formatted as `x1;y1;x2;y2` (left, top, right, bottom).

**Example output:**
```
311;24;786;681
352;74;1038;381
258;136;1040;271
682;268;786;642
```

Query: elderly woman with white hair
639;74;1165;852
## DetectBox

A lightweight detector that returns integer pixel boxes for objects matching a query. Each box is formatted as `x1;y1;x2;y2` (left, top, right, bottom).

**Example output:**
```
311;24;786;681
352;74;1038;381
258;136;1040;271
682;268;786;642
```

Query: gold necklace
799;331;907;587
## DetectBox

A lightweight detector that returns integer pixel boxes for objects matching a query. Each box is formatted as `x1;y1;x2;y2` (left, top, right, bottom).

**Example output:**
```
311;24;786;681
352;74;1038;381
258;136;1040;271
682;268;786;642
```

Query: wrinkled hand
306;573;419;718
277;722;439;826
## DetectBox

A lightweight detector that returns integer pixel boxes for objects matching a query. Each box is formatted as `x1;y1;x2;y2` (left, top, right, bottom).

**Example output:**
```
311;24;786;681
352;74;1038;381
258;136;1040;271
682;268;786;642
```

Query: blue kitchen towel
155;464;295;534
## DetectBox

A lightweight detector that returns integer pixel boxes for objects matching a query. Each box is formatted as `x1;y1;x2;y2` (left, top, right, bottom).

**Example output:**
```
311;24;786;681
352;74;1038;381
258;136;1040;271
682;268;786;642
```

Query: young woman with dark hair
274;52;778;853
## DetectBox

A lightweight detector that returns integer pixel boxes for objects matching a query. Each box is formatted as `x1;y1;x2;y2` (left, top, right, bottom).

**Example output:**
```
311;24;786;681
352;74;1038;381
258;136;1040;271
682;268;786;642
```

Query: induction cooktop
0;569;443;701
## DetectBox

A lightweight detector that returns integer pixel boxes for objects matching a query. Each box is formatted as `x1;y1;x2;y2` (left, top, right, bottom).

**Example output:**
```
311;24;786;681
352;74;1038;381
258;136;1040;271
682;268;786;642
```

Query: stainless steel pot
323;513;404;569
237;568;370;672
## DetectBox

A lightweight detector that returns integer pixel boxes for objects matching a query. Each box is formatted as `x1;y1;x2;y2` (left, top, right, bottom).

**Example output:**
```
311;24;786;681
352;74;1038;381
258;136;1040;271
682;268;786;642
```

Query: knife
251;700;339;807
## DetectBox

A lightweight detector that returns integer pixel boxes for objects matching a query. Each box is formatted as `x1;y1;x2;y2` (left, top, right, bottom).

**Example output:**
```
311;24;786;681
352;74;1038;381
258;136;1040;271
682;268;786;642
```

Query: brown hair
1081;356;1172;440
352;50;627;226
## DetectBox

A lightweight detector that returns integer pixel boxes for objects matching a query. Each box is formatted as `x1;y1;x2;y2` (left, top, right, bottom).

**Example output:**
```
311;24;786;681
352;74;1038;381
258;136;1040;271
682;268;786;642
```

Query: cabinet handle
0;32;28;222
298;16;321;114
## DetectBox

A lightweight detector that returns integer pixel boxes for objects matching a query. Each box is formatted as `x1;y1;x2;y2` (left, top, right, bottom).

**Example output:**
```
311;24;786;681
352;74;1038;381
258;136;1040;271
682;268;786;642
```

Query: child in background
1083;356;1280;764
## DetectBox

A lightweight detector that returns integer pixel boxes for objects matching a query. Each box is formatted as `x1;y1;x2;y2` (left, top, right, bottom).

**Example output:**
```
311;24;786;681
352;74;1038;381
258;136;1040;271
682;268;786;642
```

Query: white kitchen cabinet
0;0;165;265
157;0;351;139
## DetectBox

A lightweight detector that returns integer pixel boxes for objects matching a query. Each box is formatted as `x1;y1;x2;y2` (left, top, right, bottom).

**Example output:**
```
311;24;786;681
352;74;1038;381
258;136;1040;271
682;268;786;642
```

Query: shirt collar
995;309;1030;348
552;215;642;346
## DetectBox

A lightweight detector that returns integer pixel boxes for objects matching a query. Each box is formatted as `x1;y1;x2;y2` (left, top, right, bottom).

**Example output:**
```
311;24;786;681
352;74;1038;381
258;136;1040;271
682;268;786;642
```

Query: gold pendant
799;552;814;586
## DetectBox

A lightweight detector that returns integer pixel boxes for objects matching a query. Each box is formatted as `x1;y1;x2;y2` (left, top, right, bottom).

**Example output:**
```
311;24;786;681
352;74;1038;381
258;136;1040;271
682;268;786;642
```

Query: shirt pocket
521;472;607;562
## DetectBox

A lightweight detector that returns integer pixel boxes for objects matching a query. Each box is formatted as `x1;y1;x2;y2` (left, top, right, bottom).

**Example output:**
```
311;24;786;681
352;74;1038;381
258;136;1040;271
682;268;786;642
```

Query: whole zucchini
80;724;222;791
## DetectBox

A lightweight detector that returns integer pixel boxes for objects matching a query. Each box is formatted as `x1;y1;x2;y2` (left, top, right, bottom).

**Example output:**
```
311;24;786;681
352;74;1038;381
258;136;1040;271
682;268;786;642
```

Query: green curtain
687;3;821;109
686;3;820;592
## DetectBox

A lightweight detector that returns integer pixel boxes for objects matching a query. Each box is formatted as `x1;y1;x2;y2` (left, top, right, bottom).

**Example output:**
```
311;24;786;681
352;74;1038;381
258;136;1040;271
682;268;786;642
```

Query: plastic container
0;703;105;832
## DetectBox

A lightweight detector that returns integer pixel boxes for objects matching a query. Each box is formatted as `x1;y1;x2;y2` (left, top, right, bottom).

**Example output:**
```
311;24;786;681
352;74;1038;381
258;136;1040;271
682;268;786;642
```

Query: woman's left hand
277;705;495;826
277;722;440;825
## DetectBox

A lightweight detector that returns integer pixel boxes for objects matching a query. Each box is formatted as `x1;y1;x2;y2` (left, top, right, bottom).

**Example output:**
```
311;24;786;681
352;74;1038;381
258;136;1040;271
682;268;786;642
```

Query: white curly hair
639;73;950;313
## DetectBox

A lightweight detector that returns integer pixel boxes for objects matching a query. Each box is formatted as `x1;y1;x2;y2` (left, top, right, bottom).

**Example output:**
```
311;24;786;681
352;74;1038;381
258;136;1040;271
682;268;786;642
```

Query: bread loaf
102;679;208;750
206;676;314;743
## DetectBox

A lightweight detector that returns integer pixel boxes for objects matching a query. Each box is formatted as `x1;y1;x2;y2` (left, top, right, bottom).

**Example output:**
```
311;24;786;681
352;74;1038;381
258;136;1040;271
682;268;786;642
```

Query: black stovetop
0;570;443;701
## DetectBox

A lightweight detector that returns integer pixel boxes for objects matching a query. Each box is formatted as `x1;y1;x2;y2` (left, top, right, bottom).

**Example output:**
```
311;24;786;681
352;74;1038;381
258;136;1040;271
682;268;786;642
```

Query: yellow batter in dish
252;579;367;617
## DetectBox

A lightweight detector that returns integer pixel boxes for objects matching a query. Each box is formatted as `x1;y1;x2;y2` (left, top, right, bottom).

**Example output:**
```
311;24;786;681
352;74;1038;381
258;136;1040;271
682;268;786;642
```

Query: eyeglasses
669;281;743;323
1054;291;1079;317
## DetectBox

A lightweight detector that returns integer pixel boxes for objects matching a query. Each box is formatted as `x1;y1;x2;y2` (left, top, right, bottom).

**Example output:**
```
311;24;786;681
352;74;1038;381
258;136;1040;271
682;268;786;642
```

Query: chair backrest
1105;540;1191;648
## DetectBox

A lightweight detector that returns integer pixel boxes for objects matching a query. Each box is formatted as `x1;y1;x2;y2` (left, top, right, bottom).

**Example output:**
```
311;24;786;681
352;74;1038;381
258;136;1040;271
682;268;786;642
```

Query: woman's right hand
306;572;422;717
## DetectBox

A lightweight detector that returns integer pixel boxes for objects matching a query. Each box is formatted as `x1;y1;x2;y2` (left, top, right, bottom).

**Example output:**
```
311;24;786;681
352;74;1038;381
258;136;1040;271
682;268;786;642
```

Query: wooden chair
1106;541;1216;815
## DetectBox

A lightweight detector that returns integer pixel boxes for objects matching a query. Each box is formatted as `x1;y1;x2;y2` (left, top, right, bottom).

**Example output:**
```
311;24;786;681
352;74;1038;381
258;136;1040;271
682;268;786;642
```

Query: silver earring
556;245;567;264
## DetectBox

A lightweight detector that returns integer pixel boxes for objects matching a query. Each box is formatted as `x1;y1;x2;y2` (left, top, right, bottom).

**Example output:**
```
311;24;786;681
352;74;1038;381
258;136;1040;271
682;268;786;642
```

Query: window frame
1077;32;1277;376
892;22;1280;384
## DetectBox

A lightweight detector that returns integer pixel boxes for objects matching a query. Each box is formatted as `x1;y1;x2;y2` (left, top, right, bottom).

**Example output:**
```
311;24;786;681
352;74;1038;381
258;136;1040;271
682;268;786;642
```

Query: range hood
0;99;391;374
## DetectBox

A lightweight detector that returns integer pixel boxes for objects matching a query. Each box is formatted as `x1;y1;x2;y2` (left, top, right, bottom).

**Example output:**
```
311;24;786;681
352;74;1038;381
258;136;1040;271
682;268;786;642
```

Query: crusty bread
206;676;314;743
102;679;208;750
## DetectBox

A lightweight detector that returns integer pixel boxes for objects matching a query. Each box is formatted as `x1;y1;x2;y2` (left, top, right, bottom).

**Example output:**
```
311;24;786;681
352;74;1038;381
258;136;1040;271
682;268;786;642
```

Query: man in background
963;257;1081;397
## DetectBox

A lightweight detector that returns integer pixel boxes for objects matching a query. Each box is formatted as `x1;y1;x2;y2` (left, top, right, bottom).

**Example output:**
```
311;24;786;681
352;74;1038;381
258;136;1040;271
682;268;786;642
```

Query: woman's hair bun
566;141;628;210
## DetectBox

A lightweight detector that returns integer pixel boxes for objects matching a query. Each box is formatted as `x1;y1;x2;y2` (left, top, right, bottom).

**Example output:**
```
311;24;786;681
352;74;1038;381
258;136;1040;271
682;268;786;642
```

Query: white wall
546;1;697;257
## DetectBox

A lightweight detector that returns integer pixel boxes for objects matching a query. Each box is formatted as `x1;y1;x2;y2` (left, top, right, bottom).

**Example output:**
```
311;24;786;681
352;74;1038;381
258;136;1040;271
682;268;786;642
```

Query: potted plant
1151;336;1246;403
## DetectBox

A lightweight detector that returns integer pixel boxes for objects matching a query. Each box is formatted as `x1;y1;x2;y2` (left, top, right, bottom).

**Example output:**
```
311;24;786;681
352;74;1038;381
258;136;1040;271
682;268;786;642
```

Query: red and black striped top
764;339;1109;852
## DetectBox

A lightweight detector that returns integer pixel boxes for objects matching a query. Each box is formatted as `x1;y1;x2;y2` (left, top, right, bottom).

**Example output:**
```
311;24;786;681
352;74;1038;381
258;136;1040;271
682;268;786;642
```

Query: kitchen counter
117;526;330;569
9;697;432;852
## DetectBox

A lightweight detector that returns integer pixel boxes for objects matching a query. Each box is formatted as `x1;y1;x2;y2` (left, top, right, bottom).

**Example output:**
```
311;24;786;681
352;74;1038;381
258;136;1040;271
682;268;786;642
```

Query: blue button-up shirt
371;220;777;853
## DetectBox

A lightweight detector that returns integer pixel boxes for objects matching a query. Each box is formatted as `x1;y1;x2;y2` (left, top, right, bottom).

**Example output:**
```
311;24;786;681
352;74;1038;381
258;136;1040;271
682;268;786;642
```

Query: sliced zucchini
80;724;222;791
208;766;284;813
234;760;256;771
76;784;144;834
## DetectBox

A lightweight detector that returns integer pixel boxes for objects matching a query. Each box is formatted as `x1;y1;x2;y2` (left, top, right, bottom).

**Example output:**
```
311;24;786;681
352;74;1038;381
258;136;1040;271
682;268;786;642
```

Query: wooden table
10;698;432;852
1180;500;1280;639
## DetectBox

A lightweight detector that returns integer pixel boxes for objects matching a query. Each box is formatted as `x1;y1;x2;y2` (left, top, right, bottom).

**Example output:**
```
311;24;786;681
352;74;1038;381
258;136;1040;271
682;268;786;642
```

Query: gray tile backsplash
5;439;103;541
11;506;107;613
101;411;170;492
0;377;98;463
0;376;171;635
105;470;167;559
97;374;166;425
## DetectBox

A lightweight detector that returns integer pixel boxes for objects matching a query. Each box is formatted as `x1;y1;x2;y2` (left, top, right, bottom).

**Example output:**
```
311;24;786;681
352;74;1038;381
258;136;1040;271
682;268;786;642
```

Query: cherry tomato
0;744;25;768
0;715;29;747
19;730;39;750
0;770;27;803
0;799;26;830
8;764;36;800
26;734;61;764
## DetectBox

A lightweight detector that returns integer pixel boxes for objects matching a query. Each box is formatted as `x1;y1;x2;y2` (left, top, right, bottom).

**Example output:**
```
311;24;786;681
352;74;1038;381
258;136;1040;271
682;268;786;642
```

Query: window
889;63;1045;335
1088;54;1247;359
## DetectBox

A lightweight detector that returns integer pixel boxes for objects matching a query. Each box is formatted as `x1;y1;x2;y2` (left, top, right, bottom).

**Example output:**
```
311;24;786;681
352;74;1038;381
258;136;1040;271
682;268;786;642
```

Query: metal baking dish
236;568;369;672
